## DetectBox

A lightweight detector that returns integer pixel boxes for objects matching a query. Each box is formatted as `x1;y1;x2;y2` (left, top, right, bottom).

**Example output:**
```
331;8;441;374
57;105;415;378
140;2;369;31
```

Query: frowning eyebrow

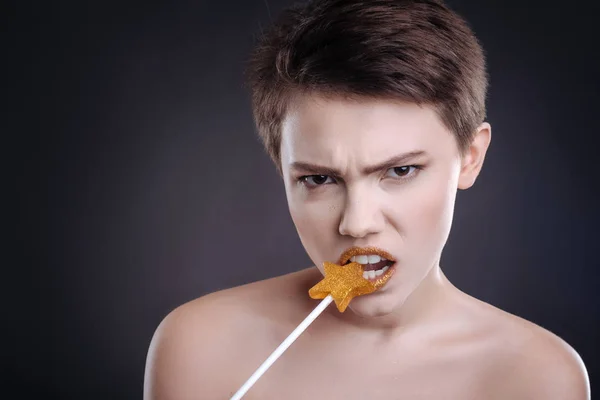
290;150;427;176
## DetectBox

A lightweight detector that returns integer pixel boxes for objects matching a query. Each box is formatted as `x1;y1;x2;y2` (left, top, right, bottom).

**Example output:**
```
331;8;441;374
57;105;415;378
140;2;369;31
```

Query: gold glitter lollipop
230;261;381;400
308;261;376;312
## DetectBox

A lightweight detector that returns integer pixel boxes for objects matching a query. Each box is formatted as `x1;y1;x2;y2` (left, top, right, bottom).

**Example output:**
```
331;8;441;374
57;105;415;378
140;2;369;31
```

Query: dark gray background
8;0;600;398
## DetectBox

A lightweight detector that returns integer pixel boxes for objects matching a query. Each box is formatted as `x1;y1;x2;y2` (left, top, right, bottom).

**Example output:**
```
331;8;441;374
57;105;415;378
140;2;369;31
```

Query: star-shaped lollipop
308;261;376;312
230;261;382;400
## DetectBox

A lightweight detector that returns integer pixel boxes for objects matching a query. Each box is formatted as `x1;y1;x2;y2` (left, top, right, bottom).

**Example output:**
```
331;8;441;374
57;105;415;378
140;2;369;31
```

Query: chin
347;290;406;318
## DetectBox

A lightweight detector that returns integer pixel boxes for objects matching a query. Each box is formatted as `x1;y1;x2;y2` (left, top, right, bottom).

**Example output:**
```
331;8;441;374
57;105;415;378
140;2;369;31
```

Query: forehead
280;95;458;165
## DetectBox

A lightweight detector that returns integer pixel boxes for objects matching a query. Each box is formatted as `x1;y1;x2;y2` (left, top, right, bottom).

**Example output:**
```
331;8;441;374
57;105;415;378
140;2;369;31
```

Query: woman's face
280;95;484;317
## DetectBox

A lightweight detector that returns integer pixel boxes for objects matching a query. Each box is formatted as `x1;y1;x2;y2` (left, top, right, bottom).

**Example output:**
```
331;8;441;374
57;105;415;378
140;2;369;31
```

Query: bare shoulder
143;267;318;400
465;297;590;400
498;318;589;399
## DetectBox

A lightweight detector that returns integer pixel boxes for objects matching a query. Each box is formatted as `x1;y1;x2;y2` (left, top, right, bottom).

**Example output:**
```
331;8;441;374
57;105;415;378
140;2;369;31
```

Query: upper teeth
350;255;387;264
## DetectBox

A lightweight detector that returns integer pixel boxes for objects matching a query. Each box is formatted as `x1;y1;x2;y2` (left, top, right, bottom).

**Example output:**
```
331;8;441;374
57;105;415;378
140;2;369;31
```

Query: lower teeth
362;265;390;280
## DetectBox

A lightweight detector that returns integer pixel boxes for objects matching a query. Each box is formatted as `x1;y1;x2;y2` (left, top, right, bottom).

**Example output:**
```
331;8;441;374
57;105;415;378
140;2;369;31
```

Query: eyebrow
290;150;427;176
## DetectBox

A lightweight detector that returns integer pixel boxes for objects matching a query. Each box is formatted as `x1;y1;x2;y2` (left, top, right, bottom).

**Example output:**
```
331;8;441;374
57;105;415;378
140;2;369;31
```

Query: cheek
289;198;336;239
287;191;341;264
405;179;456;243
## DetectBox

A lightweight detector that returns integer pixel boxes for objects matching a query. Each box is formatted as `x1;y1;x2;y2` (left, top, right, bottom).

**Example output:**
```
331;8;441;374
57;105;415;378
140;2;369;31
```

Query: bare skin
144;96;589;399
145;266;588;399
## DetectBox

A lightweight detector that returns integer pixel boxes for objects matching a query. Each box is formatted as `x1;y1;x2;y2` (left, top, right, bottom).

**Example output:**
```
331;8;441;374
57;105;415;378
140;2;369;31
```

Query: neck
326;263;459;333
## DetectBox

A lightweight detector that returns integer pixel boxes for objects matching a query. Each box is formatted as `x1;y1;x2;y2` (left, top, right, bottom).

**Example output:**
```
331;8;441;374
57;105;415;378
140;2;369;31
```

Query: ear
458;122;491;190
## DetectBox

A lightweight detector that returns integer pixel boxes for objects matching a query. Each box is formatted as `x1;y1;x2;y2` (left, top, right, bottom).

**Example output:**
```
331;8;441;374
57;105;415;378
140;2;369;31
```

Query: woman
144;0;590;398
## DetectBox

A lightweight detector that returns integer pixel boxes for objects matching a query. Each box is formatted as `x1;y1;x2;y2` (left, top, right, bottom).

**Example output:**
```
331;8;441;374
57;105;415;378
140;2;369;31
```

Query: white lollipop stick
229;294;334;400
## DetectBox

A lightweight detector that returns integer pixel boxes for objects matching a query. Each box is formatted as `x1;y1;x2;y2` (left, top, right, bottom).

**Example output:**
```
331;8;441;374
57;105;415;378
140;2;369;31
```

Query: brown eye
301;175;334;187
393;166;411;176
310;175;329;185
385;165;419;179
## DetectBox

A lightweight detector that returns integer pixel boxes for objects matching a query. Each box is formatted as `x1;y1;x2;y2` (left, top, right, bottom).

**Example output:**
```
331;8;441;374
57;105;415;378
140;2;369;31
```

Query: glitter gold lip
337;246;396;266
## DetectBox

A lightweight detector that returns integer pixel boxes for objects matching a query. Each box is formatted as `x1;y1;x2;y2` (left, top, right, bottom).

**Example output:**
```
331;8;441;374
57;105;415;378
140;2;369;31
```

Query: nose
338;187;384;238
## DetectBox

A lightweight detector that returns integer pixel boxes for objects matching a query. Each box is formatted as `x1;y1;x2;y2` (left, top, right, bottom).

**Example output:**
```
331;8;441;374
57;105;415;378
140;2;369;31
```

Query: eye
385;165;420;179
299;175;335;187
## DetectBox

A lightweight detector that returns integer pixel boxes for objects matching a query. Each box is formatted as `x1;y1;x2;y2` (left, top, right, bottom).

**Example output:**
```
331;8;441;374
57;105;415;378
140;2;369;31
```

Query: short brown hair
246;0;488;172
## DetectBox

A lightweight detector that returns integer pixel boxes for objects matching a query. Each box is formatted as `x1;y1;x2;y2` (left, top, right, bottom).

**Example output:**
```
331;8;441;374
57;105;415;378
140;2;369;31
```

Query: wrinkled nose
338;189;384;238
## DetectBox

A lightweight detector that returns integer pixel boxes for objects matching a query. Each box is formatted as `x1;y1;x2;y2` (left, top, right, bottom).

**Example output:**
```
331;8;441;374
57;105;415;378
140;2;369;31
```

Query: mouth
337;246;396;288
